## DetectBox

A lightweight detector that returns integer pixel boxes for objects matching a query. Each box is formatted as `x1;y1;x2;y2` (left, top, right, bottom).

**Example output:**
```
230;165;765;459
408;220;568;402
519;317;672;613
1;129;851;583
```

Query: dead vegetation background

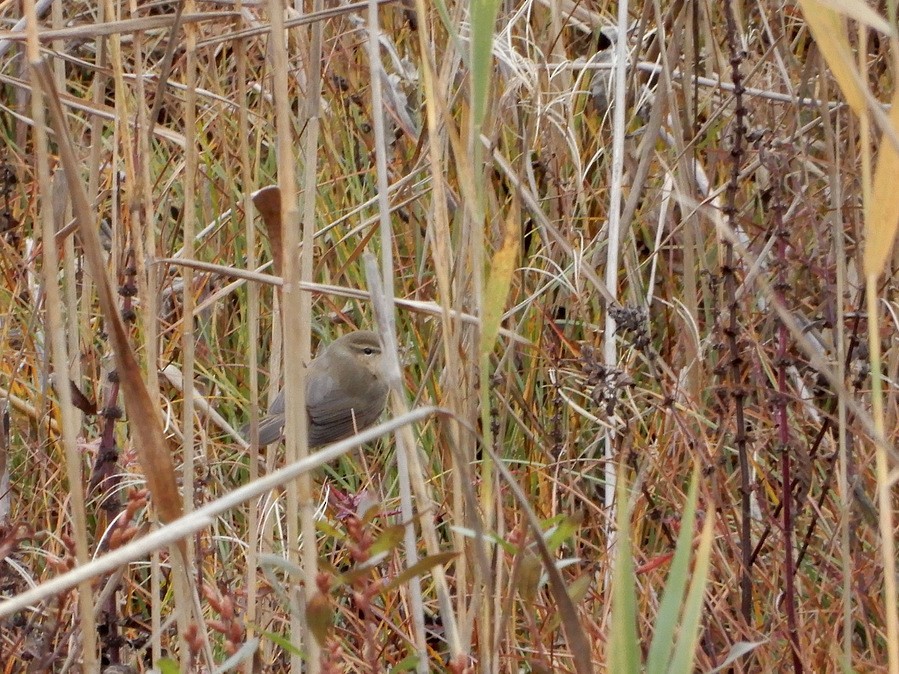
0;0;897;672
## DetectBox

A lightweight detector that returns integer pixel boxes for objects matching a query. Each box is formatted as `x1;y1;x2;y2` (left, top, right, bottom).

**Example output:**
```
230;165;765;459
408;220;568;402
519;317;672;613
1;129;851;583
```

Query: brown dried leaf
252;185;284;279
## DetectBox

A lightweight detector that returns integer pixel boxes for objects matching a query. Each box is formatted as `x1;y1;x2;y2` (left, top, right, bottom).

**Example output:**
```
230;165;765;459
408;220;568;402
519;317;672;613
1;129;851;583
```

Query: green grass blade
646;466;701;672
666;501;716;674
609;475;640;674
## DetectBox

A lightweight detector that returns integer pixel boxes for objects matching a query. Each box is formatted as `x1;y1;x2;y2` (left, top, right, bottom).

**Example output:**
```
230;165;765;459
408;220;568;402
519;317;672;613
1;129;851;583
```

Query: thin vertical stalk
110;3;155;661
866;274;898;674
128;6;195;665
23;2;98;669
824;76;852;670
101;0;124;311
722;0;752;624
180;21;201;672
297;0;323;665
862;9;899;669
843;10;899;670
79;0;105;382
365;2;427;671
603;0;630;573
235;0;261;669
410;0;467;645
129;6;159;402
51;0;80;431
432;2;473;653
182;0;197;520
470;1;501;666
770;158;802;674
267;0;316;669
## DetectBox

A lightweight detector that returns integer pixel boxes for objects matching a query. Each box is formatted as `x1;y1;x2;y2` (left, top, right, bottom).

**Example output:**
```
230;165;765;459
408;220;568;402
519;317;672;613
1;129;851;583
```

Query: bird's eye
363;347;375;355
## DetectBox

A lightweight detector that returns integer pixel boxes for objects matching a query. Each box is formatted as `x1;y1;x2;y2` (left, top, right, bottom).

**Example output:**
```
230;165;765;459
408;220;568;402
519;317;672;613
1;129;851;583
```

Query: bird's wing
268;389;285;416
240;409;286;446
306;372;387;445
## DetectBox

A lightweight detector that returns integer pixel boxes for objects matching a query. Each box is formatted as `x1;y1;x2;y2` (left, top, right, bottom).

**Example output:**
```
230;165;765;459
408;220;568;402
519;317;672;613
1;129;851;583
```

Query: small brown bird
245;331;389;447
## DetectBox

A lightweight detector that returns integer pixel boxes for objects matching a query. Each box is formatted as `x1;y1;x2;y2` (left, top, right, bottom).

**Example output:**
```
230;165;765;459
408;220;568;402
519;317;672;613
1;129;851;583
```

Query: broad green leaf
567;574;593;604
390;655;423;672
154;659;180;674
370;523;406;557
544;514;583;551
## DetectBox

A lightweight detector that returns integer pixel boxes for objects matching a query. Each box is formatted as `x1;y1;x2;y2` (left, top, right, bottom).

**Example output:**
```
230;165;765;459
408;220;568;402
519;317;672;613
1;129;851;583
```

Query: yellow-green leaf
481;211;519;355
812;0;891;34
866;86;899;277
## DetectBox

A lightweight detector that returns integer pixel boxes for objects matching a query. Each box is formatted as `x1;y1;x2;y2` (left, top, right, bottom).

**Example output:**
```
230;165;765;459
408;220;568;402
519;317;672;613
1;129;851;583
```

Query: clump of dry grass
0;0;897;672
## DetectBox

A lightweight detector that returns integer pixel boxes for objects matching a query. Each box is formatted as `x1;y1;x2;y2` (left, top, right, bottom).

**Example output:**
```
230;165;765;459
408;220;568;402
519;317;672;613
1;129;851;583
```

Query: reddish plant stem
722;0;752;625
769;155;802;674
750;298;864;567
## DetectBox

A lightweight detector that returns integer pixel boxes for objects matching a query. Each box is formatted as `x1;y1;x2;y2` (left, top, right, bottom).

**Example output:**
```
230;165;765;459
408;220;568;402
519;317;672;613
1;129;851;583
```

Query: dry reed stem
1;0;898;671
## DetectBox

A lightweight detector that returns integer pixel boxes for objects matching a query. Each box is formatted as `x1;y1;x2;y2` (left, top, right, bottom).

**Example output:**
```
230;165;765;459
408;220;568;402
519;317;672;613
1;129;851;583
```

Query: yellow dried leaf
797;0;866;115
481;211;519;355
866;88;899;277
